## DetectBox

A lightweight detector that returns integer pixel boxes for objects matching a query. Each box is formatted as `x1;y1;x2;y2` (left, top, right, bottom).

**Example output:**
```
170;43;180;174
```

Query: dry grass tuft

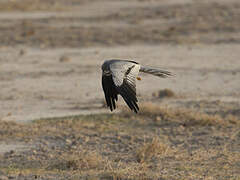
138;102;227;126
152;89;175;98
182;111;223;126
137;102;167;117
225;114;239;125
59;55;71;63
136;137;169;163
0;120;30;140
48;151;104;171
103;163;153;180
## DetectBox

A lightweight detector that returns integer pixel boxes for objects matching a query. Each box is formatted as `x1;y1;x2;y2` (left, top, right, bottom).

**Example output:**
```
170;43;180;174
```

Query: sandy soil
1;44;240;122
0;0;239;122
0;0;240;179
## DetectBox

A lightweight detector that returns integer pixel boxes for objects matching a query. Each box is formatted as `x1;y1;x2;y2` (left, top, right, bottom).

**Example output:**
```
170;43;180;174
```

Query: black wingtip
133;108;139;113
102;75;119;112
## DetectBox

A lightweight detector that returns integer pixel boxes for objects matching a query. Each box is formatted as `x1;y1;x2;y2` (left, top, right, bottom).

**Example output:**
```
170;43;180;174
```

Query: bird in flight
101;59;172;113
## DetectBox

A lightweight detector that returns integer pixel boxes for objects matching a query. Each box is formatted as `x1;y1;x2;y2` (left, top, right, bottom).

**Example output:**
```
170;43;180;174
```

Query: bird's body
101;59;172;113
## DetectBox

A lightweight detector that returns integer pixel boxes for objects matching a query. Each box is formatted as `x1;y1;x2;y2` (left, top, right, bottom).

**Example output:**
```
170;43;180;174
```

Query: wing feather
110;62;140;113
117;82;139;113
102;75;118;111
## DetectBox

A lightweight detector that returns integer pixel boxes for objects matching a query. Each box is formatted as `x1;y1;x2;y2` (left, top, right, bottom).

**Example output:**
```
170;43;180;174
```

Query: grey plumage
101;59;172;113
140;66;172;78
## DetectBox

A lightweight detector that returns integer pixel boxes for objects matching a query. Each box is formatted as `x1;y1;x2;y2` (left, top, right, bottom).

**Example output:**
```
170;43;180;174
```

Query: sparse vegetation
0;102;239;179
48;151;104;171
137;102;235;126
136;137;169;163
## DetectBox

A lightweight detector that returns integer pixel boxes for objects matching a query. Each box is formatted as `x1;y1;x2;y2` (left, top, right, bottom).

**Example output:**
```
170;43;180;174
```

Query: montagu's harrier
101;59;172;113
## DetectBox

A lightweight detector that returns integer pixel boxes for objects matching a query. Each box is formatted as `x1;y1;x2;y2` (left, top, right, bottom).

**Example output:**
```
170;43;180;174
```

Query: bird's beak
137;77;141;81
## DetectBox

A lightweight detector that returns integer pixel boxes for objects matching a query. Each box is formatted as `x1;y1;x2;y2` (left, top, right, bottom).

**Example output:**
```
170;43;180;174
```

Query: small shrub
136;137;168;163
152;89;175;98
48;151;104;171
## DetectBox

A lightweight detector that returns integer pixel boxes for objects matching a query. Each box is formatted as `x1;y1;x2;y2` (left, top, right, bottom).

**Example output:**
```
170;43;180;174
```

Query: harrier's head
101;60;112;76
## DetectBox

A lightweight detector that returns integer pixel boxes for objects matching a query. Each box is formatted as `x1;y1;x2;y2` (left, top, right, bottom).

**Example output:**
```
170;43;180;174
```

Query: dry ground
0;103;239;179
0;0;240;179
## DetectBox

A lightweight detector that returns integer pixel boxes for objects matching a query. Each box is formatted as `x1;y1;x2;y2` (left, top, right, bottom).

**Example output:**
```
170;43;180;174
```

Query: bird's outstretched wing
102;59;173;113
102;74;118;111
110;61;140;113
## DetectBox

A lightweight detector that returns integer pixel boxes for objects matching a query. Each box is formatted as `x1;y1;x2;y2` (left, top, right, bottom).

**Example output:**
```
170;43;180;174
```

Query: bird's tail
140;66;173;78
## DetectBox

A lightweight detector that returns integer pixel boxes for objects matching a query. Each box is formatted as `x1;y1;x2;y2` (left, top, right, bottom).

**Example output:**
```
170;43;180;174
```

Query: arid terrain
0;0;240;179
